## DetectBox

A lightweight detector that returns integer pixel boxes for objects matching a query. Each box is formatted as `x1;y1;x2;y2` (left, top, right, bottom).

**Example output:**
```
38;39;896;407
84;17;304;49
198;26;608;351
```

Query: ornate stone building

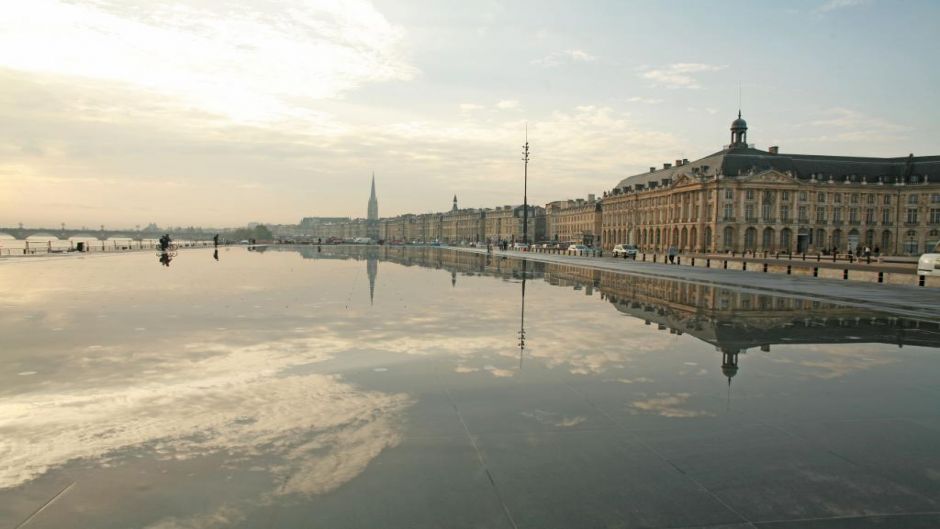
601;112;940;255
545;195;602;245
484;205;545;243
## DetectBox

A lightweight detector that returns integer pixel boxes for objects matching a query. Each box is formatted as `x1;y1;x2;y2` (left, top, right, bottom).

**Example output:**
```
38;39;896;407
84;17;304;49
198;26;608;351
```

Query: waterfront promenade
452;246;940;322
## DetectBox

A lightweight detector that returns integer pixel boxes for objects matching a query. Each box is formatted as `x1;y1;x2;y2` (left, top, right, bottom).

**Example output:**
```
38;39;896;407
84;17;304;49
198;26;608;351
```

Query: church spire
452;194;458;212
367;173;379;239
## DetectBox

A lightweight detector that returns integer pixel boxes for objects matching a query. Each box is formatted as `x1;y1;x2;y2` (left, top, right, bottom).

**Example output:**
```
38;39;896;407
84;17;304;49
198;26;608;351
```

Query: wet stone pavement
1;245;939;529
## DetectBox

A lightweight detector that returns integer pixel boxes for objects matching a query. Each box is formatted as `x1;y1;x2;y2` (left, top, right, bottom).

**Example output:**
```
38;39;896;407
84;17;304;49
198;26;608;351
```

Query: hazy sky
2;0;938;228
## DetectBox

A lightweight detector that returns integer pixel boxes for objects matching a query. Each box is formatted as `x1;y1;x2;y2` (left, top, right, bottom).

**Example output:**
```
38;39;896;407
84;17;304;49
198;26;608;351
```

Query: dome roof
731;111;747;130
721;364;739;379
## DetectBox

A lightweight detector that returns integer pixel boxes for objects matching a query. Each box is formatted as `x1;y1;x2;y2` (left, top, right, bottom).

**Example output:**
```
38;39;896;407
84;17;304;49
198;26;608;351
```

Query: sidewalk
452;246;940;322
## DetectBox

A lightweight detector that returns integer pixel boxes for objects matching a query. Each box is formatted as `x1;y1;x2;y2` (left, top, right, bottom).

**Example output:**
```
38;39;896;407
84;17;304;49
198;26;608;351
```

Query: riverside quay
299;111;940;256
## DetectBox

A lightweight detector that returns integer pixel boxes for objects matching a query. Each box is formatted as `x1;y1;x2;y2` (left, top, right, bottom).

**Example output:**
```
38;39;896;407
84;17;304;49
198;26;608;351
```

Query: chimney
649;167;656;173
768;146;779;155
663;163;672;170
587;193;595;202
675;159;682;167
682;158;689;165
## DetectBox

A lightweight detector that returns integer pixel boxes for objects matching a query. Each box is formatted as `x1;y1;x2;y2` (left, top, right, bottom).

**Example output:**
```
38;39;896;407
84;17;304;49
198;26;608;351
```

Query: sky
1;0;938;229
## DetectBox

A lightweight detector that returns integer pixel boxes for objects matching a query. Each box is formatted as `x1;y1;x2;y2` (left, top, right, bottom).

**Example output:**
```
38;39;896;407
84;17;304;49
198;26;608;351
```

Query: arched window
780;228;792;250
745;227;757;250
762;227;775;249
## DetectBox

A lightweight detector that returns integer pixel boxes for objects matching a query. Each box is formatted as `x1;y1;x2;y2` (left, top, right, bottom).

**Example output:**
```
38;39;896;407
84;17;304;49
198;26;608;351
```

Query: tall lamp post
522;126;530;245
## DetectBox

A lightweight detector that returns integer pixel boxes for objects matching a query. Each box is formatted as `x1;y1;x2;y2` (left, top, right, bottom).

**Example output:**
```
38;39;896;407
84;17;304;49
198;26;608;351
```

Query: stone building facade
601;113;940;255
483;205;545;243
545;195;602;245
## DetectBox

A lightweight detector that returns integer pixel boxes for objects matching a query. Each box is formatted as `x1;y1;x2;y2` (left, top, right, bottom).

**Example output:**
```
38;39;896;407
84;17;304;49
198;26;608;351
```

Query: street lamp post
522;127;530;245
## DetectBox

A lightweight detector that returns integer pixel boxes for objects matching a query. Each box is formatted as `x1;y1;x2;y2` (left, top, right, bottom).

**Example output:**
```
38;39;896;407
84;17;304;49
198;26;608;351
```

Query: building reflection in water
282;246;940;382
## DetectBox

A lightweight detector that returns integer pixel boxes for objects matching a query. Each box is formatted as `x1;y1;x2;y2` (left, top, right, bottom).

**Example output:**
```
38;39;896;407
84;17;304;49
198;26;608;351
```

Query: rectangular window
834;193;842;204
883;209;891;224
782;191;790;201
884;195;892;205
908;194;919;205
761;203;773;220
833;208;842;222
817;192;826;203
781;205;790;221
723;204;733;220
931;209;940;224
932;194;940;204
798;206;808;221
849;208;859;222
867;194;875;204
799;191;807;202
746;189;755;200
865;208;874;224
907;208;919;224
851;193;859;204
725;189;733;200
745;205;755;220
816;208;827;222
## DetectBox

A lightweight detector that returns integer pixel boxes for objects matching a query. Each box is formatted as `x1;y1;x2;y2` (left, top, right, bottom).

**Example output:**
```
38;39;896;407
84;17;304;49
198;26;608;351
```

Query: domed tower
729;110;748;149
720;347;740;384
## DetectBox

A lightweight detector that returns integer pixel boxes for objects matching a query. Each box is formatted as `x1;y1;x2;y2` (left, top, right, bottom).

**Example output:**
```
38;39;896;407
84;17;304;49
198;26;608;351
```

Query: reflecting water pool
2;246;939;529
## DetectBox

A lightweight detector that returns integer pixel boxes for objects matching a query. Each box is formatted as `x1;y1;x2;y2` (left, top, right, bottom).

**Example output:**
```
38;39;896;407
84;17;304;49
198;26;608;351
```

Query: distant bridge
0;227;218;241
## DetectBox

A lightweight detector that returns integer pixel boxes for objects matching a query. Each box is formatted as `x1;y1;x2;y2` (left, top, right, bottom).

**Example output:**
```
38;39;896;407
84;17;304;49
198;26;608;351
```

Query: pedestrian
667;245;678;263
864;246;871;258
874;245;880;256
213;233;219;248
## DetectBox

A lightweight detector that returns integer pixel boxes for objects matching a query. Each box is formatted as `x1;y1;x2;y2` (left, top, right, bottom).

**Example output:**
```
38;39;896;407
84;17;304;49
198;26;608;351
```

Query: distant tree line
226;225;274;241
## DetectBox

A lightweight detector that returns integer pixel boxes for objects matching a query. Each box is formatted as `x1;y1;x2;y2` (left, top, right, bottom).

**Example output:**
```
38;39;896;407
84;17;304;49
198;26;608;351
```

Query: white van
917;242;940;276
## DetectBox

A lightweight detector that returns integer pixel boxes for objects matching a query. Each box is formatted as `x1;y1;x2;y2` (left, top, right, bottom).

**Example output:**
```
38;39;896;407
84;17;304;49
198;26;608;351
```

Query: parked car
918;241;940;276
513;242;530;250
567;244;589;255
612;244;638;258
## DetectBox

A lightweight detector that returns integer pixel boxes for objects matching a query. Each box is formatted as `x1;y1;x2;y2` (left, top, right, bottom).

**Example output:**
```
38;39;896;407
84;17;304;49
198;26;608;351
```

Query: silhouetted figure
213;234;219;247
159;234;172;252
159;252;172;267
213;249;219;261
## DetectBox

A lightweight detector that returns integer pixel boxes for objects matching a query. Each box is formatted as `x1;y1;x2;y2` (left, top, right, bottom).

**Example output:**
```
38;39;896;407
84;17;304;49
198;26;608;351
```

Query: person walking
667;245;678;264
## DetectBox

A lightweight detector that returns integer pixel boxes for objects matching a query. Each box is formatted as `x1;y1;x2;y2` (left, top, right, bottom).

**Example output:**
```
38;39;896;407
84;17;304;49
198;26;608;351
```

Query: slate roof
614;147;940;192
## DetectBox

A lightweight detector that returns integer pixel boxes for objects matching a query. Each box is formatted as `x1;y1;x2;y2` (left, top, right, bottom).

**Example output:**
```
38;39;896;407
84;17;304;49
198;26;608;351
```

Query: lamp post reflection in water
518;258;527;369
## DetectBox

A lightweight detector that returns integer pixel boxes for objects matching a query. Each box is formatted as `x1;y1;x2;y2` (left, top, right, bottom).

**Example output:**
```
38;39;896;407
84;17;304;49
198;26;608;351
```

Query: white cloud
0;0;416;123
640;63;727;89
804;107;908;143
0;335;411;491
459;103;485;112
495;99;520;110
531;49;597;68
816;0;867;13
627;97;663;105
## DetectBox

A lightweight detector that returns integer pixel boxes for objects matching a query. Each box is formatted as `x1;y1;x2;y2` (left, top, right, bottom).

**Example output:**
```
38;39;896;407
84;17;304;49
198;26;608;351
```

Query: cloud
531;49;597;67
495;99;520;110
803;107;908;143
640;63;727;89
816;0;867;13
630;393;713;418
627;97;663;105
0;334;411;492
0;0;416;123
459;103;485;112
